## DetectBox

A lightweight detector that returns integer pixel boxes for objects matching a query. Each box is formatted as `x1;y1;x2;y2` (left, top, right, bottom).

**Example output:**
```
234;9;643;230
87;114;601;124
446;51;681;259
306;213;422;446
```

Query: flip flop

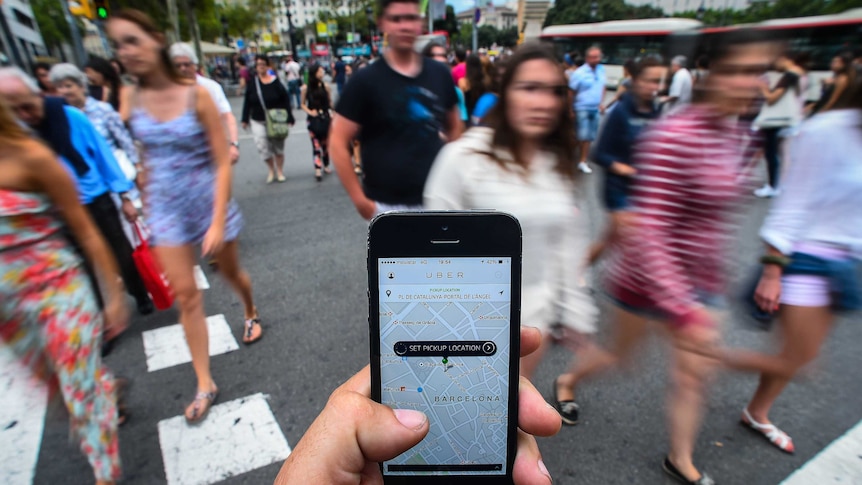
741;408;795;454
185;388;218;423
662;457;715;485
242;317;263;345
553;377;580;426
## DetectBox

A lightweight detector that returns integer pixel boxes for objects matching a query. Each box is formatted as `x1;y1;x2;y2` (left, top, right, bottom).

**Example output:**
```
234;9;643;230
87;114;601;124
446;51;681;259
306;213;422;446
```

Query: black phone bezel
368;211;522;485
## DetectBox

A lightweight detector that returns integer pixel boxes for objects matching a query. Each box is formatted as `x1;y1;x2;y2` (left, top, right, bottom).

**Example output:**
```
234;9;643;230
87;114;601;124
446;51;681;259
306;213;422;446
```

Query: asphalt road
28;96;862;485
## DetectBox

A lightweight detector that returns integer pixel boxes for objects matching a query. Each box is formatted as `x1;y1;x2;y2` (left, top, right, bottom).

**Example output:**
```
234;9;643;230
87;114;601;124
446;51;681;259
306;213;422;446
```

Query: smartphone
369;211;522;484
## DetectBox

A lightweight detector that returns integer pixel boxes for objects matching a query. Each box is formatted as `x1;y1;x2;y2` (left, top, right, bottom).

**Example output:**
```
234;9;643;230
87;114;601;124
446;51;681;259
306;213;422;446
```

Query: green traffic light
97;7;108;18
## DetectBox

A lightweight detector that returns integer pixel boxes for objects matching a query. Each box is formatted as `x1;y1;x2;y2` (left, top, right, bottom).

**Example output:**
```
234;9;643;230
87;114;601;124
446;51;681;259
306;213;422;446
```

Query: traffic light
93;0;109;19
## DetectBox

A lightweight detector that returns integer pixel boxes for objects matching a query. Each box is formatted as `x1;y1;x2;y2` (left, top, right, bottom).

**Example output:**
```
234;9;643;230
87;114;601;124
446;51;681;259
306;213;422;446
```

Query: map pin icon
385;290;392;297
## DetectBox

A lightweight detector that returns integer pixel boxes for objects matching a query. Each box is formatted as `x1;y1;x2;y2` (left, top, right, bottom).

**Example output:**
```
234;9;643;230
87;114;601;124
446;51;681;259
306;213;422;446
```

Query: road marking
142;315;239;372
0;345;48;485
158;393;291;485
193;265;210;290
780;419;862;484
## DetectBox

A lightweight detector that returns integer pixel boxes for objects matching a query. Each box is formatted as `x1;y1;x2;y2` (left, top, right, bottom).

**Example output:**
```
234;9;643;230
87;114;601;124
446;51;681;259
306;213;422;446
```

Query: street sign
474;8;481;23
236;39;245;49
68;0;95;20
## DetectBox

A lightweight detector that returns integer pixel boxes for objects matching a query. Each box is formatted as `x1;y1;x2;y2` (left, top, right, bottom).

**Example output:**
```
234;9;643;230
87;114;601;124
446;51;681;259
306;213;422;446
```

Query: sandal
662;457;715;485
553;377;579;426
741;408;795;454
185;387;218;423
242;317;263;344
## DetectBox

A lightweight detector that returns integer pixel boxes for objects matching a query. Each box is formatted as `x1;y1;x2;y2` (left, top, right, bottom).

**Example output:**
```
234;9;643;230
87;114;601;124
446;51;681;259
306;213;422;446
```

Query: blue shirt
471;92;498;125
60;106;133;204
455;87;468;122
569;63;606;111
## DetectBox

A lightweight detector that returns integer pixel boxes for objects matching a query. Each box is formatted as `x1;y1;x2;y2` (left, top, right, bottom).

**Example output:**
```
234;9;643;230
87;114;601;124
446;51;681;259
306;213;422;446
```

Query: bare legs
274;154;285;179
555;306;717;481
154;246;215;397
154;241;258;417
729;305;834;424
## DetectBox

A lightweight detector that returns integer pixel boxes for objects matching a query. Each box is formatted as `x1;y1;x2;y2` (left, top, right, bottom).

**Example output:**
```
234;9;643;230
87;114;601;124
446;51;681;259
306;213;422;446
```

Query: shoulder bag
255;77;290;139
754;83;802;129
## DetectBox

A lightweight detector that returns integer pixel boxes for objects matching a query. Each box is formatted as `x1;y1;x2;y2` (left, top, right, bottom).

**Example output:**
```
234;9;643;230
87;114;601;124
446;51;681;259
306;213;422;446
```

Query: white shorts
779;243;849;307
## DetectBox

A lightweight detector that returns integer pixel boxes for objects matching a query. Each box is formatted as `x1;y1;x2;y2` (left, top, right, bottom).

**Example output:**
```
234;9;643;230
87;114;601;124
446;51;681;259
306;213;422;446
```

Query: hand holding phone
273;327;560;485
369;211;524;483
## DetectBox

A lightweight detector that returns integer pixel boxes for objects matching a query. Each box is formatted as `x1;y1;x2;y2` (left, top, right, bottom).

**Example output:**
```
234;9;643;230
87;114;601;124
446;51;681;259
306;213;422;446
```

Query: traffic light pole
61;0;88;66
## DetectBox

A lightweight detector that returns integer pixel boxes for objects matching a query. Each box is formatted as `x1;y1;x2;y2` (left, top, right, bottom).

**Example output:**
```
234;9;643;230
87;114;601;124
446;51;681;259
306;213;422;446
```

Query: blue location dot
417;387;423;393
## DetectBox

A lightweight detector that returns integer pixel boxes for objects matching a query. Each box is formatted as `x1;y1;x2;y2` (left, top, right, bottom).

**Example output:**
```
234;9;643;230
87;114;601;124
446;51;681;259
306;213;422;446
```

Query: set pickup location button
393;341;497;357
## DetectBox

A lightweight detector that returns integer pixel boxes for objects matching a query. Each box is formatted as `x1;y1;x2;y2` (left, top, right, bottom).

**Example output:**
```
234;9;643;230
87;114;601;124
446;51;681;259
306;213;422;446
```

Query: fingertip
518;377;563;437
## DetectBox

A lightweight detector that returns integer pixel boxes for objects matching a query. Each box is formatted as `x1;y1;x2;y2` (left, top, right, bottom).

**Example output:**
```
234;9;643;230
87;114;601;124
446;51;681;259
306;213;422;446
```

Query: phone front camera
441;226;449;231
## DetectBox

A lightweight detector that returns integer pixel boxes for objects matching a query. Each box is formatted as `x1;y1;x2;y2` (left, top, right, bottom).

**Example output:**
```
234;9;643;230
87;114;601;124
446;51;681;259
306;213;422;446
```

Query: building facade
456;5;518;30
0;0;47;69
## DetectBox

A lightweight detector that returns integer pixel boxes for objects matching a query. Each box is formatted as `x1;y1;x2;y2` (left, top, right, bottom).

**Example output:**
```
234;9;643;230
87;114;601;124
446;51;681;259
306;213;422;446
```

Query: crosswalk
0;265;291;485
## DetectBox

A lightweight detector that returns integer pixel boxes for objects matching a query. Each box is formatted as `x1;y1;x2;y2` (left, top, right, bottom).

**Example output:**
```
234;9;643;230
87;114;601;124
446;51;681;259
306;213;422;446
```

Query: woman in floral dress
0;97;128;484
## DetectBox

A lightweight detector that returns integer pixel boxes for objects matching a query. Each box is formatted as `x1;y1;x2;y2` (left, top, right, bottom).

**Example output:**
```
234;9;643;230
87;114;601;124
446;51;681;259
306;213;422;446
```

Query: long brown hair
109;9;189;86
481;43;578;180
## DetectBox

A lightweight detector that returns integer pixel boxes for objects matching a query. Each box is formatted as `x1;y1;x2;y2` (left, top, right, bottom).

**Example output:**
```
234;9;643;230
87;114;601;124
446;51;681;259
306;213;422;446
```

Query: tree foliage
451;24;521;48
32;0;72;52
544;0;664;27
675;0;862;26
432;5;459;37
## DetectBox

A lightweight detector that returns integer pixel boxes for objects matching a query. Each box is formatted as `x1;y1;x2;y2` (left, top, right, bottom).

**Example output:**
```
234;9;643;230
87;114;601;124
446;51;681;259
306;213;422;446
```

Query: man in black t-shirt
330;0;462;220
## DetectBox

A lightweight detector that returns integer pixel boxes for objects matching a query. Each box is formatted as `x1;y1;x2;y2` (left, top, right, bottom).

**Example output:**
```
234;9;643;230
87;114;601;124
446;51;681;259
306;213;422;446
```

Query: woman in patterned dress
0;98;127;484
108;9;263;423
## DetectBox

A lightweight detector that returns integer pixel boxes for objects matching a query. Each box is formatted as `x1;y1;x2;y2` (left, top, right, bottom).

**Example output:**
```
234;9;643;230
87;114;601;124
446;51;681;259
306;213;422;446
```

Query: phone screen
377;256;512;476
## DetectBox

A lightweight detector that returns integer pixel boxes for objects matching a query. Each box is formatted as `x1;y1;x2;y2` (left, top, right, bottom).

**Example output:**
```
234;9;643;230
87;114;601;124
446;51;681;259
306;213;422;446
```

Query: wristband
760;254;790;267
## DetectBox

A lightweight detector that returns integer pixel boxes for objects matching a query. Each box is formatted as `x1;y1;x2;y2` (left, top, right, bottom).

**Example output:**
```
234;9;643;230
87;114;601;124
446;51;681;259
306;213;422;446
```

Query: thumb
354;405;429;463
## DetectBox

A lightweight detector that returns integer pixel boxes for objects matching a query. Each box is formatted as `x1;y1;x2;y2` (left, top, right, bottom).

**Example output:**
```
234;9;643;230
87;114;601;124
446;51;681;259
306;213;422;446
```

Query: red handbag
131;221;174;310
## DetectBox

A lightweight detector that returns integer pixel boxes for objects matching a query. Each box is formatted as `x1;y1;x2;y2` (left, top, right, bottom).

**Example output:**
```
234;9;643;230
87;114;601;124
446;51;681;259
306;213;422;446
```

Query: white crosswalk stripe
0;262;292;484
0;346;48;485
142;314;239;372
779;419;862;485
158;393;291;485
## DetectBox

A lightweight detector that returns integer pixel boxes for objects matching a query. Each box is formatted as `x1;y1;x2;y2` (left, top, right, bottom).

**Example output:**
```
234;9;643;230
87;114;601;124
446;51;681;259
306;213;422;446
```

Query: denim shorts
603;181;631;212
606;288;726;324
576;109;600;142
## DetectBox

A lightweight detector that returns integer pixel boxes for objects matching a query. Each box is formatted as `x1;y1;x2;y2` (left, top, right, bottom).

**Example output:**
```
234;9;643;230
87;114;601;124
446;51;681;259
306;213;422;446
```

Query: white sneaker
578;162;593;174
754;184;776;198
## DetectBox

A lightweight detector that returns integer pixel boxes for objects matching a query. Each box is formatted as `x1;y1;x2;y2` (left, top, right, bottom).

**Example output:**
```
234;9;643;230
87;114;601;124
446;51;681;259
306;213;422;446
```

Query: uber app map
379;258;512;475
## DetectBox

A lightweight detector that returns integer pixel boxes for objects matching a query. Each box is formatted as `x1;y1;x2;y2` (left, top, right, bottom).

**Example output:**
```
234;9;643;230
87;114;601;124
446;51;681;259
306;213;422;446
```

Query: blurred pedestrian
333;56;347;95
423;41;468;126
108;9;264;422
284;55;302;108
662;55;693;109
0;67;153;316
809;51;854;115
459;54;490;121
451;48;467;84
241;55;294;183
0;97;128;485
329;0;461;220
586;56;664;265
50;63;140;180
301;63;333;182
753;51;805;198
554;30;773;485
425;43;600;393
85;56;122;111
236;56;251;93
33;61;56;95
568;46;606;174
602;59;635;112
724;70;862;455
170;43;240;164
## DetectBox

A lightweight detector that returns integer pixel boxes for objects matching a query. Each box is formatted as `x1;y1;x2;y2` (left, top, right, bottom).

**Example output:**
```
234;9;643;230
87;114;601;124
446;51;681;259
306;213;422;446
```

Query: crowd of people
1;0;862;483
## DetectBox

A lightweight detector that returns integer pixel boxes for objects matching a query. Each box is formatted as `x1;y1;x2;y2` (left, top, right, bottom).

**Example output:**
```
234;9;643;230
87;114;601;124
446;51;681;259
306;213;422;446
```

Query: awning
183;41;237;56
